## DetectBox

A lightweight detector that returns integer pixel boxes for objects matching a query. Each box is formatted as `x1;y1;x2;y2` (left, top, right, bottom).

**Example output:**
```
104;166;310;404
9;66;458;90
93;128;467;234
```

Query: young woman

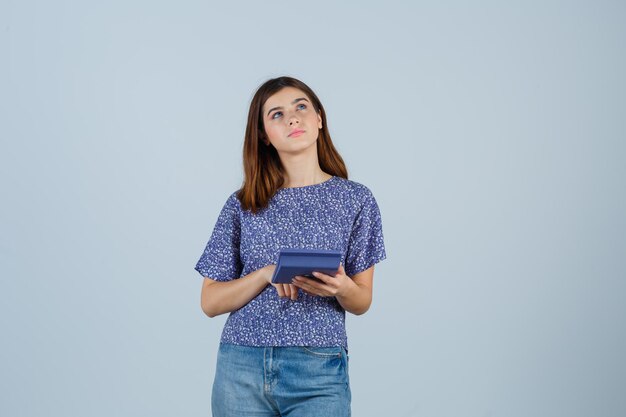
195;76;386;417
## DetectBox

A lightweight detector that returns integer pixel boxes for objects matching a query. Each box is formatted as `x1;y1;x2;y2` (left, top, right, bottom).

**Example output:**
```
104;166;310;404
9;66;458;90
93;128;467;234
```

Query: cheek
307;112;321;127
264;124;282;142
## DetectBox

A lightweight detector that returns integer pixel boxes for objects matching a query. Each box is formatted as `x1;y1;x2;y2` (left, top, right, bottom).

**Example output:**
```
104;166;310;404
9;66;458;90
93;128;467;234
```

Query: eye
271;111;282;119
297;103;307;110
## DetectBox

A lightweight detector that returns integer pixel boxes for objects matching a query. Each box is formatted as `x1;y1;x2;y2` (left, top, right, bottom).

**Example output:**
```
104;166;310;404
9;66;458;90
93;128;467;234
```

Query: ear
317;113;323;129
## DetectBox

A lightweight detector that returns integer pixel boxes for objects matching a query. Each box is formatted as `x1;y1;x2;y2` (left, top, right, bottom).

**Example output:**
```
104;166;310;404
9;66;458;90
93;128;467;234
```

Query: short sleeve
344;189;387;277
194;193;243;281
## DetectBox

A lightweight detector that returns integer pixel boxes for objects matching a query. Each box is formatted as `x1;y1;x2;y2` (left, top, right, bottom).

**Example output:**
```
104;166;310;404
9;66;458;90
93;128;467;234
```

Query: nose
287;113;299;125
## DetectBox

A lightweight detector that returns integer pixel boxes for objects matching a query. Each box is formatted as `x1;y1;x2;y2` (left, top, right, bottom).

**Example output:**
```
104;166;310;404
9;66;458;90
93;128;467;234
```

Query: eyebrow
266;97;310;117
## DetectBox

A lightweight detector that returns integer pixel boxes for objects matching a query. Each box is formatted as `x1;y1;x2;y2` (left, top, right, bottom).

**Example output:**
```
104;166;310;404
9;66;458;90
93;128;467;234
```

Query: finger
292;279;315;294
312;271;340;287
310;271;331;283
293;276;330;296
282;284;291;298
289;284;298;300
293;276;320;289
274;284;286;298
300;287;314;296
284;284;295;299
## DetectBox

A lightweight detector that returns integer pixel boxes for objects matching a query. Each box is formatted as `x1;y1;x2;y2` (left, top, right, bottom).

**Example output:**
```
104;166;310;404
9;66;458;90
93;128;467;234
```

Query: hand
292;263;354;298
261;264;299;301
273;283;300;301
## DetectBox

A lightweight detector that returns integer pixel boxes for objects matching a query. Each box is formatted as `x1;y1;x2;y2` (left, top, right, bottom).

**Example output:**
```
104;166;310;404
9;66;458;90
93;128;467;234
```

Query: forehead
263;87;311;112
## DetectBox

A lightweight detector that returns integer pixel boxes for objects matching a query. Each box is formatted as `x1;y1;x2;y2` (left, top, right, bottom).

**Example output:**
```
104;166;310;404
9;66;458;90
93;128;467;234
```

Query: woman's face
261;87;323;155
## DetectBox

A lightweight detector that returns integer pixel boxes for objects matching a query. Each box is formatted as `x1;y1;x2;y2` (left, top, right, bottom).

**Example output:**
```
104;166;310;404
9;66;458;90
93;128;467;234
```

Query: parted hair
237;76;348;213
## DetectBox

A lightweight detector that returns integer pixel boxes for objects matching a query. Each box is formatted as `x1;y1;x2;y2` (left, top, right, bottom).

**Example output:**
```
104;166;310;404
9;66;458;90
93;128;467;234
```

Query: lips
288;129;305;137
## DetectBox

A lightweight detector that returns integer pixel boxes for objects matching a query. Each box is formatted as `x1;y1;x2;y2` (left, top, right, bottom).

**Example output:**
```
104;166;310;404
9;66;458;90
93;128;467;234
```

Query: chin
278;140;317;154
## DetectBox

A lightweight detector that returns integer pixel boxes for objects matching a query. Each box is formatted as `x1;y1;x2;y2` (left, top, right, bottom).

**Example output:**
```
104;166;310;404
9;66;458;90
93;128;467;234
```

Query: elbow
202;305;219;318
348;300;372;316
340;293;372;316
202;305;215;318
202;302;224;318
201;282;223;318
351;306;370;316
353;295;373;316
201;298;221;318
356;297;374;315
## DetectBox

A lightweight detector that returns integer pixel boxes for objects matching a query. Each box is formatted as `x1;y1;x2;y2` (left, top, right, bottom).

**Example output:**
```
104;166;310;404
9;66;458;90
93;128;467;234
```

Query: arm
201;265;272;318
200;264;300;317
292;264;375;315
336;266;374;315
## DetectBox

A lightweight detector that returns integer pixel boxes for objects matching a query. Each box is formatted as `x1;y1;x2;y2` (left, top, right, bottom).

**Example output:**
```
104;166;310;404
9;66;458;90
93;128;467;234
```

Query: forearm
336;280;372;315
201;268;269;318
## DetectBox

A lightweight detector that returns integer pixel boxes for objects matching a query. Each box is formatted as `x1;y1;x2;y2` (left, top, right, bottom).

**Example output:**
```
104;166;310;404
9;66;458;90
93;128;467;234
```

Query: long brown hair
237;76;348;213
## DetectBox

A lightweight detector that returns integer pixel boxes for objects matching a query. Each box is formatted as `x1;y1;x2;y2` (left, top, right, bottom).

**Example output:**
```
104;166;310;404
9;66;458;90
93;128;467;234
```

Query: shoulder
226;190;242;206
215;190;243;216
331;176;377;206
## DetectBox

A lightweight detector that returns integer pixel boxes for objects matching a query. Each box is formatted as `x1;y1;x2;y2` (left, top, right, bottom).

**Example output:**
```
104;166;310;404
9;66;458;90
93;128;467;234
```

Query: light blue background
2;1;625;416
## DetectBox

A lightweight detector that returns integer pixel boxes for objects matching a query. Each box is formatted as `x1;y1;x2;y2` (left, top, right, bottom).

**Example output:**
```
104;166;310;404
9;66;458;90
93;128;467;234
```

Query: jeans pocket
300;346;343;358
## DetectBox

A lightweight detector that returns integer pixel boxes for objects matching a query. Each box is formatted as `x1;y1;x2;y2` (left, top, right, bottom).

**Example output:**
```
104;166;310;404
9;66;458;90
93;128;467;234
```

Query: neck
279;148;331;188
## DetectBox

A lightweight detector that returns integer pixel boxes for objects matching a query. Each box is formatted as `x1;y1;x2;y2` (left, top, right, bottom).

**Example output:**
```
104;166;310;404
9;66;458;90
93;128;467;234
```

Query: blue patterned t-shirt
194;175;386;348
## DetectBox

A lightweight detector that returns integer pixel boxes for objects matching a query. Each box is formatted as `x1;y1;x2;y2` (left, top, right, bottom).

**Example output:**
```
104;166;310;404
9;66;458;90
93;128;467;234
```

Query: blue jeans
211;343;351;417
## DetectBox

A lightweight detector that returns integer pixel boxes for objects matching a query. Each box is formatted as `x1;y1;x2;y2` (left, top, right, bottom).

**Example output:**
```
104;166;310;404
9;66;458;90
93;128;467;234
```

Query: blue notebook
271;248;343;284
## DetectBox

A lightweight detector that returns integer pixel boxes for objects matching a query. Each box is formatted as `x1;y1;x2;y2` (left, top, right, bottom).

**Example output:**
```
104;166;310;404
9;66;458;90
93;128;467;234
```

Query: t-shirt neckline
277;175;336;191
